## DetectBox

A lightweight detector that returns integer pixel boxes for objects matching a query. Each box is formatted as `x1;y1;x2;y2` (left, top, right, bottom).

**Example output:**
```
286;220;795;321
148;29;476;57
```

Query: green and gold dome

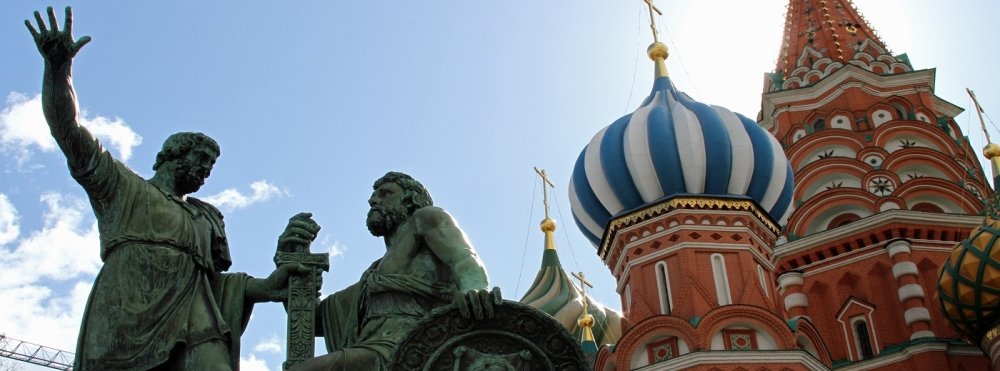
938;143;1000;340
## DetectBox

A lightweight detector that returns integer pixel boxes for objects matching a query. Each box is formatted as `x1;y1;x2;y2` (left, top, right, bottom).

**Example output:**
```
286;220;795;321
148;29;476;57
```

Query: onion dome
520;169;623;346
938;143;1000;340
518;232;623;346
569;42;795;246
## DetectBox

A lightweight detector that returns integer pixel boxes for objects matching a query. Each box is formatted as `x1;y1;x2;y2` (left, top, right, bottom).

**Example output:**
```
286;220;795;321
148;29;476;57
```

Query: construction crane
0;334;73;370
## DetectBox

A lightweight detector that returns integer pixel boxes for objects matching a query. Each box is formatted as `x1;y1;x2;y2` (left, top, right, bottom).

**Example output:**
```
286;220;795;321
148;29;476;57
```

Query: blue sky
2;1;999;370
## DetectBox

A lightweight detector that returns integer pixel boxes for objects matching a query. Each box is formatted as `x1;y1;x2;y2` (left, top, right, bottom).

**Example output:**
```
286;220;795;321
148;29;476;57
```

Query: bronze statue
25;7;321;370
293;172;500;371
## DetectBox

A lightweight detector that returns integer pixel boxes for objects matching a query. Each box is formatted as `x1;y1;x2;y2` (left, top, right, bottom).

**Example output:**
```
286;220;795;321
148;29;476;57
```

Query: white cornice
634;350;829;371
759;66;963;131
773;210;982;260
834;342;982;371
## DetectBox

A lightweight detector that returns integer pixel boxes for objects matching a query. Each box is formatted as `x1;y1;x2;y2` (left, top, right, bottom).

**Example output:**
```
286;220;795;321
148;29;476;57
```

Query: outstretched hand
453;287;503;320
277;212;321;253
249;263;313;302
25;6;91;68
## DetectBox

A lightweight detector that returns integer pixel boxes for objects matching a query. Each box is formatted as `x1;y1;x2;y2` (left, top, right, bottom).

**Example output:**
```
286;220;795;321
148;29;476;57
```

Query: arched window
712;254;732;305
828;213;861;230
853;319;875;359
655;262;673;314
910;202;943;213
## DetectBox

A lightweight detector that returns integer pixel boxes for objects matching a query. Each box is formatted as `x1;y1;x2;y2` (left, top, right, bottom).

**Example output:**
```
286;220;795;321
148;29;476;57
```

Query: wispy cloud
0;194;19;245
321;236;345;258
239;354;273;371
253;334;282;354
0;92;142;169
0;192;99;351
201;180;289;212
0;193;101;288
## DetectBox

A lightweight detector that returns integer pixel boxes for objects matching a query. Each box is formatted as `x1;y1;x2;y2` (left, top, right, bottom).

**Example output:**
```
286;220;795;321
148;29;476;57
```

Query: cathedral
519;0;1000;370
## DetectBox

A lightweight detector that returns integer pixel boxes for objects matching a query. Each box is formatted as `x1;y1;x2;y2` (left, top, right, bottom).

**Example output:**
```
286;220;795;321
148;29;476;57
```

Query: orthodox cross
572;271;594;312
644;0;663;43
275;246;329;370
534;167;556;219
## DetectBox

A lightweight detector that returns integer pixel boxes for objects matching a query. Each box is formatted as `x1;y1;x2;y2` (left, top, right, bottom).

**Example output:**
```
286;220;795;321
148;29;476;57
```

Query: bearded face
173;159;206;194
367;182;410;237
366;203;409;237
172;148;216;196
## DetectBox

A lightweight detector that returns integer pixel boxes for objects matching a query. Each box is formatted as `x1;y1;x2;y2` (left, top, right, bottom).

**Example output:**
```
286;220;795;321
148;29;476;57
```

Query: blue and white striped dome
569;76;794;247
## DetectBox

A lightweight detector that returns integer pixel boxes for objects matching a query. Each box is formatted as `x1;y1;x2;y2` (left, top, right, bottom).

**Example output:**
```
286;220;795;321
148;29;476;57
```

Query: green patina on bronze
292;172;499;371
26;7;321;370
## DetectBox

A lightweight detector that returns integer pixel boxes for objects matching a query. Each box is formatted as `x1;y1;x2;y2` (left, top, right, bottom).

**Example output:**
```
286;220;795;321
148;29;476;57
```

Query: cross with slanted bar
644;0;663;43
572;271;594;313
534;167;556;220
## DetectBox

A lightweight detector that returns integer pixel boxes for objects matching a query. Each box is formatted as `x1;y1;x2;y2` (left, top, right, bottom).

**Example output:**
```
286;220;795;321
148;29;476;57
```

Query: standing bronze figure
25;7;321;370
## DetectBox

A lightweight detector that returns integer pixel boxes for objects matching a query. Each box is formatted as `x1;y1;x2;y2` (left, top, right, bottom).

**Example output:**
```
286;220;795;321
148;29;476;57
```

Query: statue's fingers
298;223;322;238
285;236;313;246
469;291;484;320
73;36;91;51
47;6;59;33
478;289;494;318
491;286;503;305
290;212;313;221
63;7;73;35
33;11;47;33
25;20;40;39
454;292;471;318
288;219;319;233
285;225;316;240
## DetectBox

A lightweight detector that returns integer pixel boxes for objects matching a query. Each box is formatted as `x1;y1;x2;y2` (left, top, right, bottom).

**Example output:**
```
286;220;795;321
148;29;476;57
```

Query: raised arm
26;6;96;170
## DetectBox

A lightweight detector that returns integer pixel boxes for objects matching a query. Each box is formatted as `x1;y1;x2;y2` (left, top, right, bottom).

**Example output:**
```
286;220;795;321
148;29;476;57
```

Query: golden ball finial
540;218;557;233
577;313;595;328
984;143;1000;159
647;42;669;61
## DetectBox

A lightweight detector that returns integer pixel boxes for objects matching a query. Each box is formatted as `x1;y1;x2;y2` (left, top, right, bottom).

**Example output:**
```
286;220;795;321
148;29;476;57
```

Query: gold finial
572;271;597;343
643;0;669;77
534;167;558;250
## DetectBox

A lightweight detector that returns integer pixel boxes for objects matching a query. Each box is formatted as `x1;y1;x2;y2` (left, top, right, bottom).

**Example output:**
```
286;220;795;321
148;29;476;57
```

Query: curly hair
373;171;434;215
152;132;220;171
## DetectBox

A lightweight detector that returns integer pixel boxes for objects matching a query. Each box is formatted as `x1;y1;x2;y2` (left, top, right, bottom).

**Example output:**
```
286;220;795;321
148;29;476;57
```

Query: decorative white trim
761;66;959;131
834;341;977;371
897;284;926;302
712;253;733;306
655;261;673;315
904;307;931;325
614;242;770;293
784;293;809;311
624;284;632;314
885;240;912;258
892;262;919;280
774;210;982;259
634;350;828;371
910;330;935;340
778;271;804;289
757;265;771;298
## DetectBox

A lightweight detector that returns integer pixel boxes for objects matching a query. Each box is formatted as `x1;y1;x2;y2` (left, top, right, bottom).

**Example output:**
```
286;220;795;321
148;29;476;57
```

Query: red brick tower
569;2;825;369
764;0;992;369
